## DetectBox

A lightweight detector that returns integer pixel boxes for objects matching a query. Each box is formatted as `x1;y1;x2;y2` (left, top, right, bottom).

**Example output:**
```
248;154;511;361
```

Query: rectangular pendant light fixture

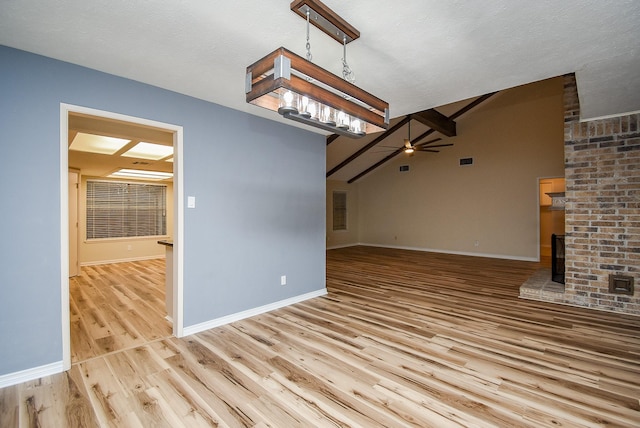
245;1;389;138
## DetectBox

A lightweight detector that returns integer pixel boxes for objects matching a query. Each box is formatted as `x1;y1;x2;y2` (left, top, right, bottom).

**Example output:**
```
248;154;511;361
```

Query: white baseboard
0;289;327;387
183;288;327;336
81;255;164;267
356;243;538;262
326;243;359;250
0;361;64;388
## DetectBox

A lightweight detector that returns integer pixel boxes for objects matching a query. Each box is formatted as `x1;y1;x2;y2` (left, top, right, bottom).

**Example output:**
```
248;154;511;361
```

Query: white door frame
60;104;184;370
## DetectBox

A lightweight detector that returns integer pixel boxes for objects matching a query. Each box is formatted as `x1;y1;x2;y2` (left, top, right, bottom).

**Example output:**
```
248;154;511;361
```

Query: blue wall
0;45;326;375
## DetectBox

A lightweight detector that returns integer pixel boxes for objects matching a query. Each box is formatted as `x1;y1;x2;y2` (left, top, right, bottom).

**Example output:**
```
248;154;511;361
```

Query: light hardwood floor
1;246;639;427
69;259;172;362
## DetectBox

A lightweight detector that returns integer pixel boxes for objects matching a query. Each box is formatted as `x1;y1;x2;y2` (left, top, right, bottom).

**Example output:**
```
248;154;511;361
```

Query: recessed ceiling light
121;142;173;160
69;132;130;155
108;169;173;181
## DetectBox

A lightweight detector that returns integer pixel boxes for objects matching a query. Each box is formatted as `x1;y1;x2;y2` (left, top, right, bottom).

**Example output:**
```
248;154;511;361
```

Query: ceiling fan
402;120;453;155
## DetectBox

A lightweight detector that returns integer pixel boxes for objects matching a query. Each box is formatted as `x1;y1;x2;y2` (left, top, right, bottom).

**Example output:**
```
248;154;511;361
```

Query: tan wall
326;179;359;248
78;176;173;265
356;77;565;260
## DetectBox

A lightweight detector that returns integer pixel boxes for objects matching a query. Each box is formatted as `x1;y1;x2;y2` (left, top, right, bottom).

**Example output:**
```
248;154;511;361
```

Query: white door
68;170;79;277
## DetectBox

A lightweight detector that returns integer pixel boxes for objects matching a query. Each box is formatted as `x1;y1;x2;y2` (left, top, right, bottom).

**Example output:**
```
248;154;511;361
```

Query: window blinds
86;180;167;239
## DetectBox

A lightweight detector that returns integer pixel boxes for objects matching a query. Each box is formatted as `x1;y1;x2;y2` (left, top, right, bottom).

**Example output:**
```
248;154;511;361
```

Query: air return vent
459;157;473;166
399;165;409;172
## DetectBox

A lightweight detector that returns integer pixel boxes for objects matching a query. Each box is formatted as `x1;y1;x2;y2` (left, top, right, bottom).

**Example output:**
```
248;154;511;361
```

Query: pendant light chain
305;8;313;61
342;36;355;83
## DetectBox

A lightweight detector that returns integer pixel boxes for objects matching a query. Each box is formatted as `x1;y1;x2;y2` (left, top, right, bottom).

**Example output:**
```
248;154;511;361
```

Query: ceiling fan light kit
245;0;389;138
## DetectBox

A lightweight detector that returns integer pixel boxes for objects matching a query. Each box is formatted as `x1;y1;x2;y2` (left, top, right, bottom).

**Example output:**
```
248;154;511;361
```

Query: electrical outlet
127;244;132;251
280;275;287;286
474;240;480;247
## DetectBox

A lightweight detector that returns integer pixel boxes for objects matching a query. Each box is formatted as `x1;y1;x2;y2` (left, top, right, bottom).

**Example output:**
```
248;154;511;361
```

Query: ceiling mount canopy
245;0;389;138
290;0;360;44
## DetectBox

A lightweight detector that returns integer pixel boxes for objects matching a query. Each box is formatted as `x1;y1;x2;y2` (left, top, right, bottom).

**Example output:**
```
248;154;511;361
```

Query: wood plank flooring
69;259;172;362
2;246;639;427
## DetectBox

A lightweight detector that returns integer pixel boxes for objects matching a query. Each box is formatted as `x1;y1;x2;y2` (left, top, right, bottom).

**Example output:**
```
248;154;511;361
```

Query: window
86;180;167;239
332;191;347;231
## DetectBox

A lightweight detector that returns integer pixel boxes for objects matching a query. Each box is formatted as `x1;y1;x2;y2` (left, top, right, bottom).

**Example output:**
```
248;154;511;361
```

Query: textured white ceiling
1;1;639;127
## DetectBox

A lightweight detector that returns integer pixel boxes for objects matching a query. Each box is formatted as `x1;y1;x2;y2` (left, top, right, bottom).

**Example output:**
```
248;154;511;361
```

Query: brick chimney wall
563;73;640;314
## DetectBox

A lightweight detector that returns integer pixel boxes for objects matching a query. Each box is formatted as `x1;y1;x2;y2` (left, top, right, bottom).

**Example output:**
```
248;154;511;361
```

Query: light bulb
321;106;329;121
277;90;298;115
321;105;335;125
283;91;294;105
351;119;365;135
337;111;349;129
299;96;311;118
307;102;317;119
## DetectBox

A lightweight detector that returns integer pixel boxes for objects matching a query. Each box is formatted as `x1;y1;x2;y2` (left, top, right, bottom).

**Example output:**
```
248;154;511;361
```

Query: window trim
332;190;348;232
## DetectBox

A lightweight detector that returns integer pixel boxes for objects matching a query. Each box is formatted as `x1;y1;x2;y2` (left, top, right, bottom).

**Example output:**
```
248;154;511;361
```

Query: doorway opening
538;177;565;262
60;104;184;370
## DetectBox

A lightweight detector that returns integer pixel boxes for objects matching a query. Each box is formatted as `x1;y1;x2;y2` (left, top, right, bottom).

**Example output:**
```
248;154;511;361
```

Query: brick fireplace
561;74;639;314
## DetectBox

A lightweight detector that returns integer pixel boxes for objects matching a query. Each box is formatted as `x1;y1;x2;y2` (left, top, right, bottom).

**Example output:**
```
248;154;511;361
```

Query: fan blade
417;143;454;149
412;137;441;148
416;149;439;153
417;137;442;146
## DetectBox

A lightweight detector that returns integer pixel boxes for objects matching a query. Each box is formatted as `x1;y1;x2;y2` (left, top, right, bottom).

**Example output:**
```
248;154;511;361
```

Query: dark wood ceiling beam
326;115;411;178
326;134;339;146
411;109;457;137
449;92;497;120
348;148;404;183
408;128;436;146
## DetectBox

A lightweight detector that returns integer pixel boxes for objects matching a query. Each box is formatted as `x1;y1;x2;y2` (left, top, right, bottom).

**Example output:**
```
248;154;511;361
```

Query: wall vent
459;157;473;166
399;165;409;172
609;274;634;295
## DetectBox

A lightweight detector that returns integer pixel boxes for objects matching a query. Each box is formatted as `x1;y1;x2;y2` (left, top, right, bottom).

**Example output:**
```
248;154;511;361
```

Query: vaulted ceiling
2;1;638;180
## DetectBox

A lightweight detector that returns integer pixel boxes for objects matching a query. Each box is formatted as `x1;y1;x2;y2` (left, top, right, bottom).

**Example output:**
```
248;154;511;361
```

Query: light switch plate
187;196;196;208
